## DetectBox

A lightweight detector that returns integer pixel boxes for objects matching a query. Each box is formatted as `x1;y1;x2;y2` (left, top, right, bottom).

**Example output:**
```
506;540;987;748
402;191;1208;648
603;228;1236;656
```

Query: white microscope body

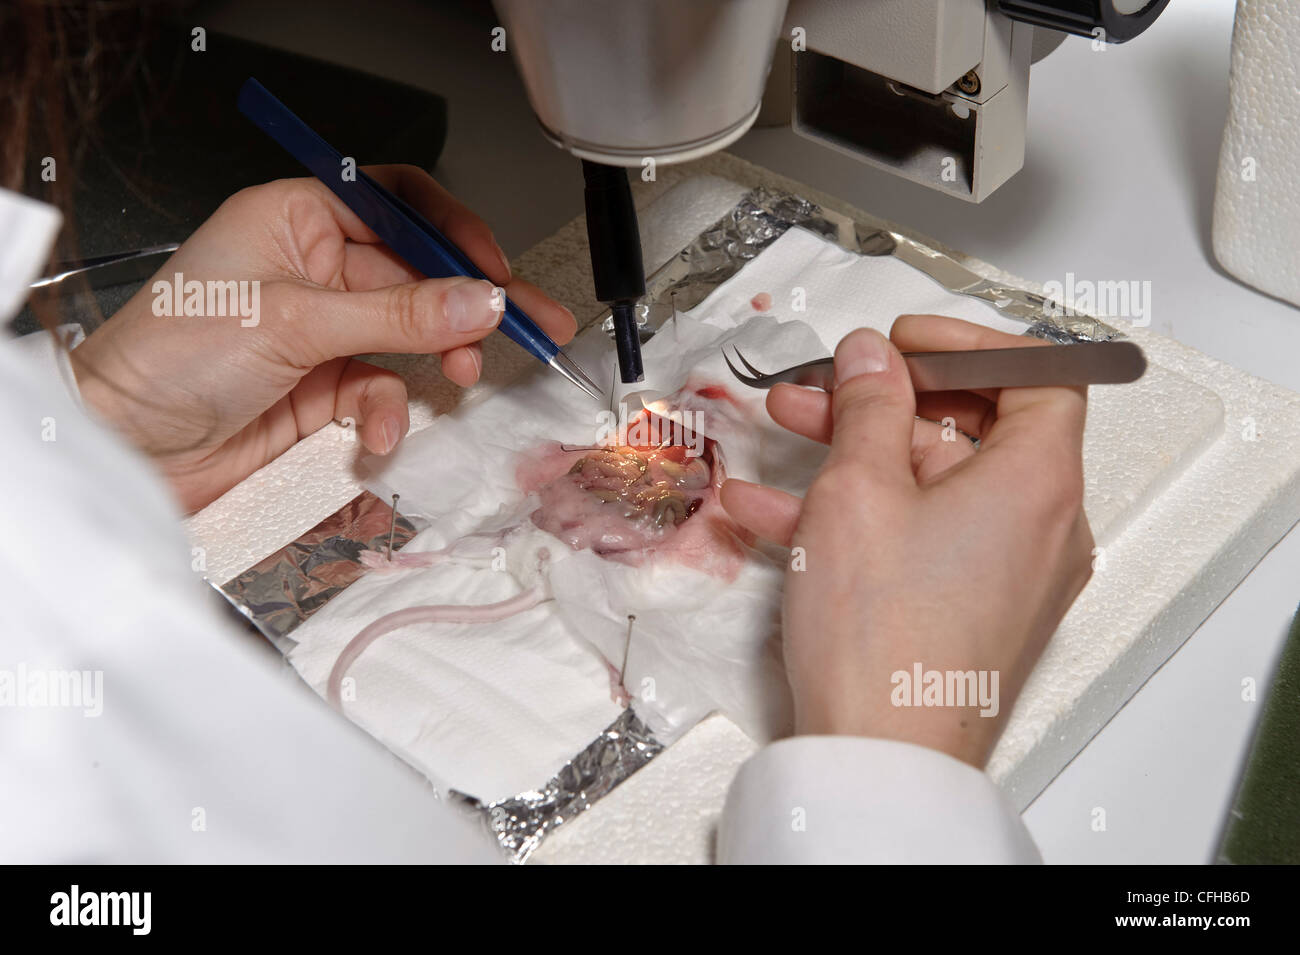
492;0;1171;203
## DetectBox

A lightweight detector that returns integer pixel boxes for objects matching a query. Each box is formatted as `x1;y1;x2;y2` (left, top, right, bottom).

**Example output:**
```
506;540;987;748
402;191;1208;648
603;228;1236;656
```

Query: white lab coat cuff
718;736;1042;864
0;188;61;320
8;324;87;408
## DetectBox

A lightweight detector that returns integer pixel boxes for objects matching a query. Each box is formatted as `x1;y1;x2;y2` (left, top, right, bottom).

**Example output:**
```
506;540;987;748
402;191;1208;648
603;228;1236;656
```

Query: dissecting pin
387;493;401;561
620;613;636;684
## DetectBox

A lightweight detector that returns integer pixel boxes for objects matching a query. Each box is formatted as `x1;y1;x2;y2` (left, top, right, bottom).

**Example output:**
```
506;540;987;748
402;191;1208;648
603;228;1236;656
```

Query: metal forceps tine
724;345;835;390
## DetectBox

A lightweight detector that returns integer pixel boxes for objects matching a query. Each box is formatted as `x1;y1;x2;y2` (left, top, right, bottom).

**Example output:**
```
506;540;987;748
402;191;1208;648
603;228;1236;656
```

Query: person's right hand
720;315;1095;768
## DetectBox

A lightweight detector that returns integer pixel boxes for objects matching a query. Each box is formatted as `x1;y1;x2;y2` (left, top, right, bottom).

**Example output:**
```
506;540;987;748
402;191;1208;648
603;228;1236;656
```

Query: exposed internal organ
518;386;754;578
531;441;714;560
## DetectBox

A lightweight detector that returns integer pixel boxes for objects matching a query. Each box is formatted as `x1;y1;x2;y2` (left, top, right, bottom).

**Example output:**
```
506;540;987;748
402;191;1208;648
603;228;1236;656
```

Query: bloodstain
750;292;773;312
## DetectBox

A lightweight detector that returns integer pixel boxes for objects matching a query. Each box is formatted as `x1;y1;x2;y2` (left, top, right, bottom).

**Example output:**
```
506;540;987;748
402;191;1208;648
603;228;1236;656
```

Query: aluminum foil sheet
651;188;841;311
608;186;1121;346
603;188;841;337
451;708;662;863
217;491;419;653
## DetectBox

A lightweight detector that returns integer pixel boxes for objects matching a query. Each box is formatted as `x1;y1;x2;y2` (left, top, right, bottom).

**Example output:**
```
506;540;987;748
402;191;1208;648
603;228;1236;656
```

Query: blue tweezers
237;78;602;400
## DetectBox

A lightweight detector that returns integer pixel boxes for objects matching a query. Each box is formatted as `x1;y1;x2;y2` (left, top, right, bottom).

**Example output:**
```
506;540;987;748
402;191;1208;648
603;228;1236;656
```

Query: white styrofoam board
186;173;1300;865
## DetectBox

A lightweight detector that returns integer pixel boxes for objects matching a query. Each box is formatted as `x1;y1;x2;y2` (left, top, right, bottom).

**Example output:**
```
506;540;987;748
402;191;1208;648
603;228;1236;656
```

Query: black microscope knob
997;0;1171;43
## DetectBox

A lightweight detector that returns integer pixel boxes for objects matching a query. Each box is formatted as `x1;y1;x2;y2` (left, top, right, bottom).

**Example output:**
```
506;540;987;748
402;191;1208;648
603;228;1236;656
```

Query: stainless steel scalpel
723;340;1146;392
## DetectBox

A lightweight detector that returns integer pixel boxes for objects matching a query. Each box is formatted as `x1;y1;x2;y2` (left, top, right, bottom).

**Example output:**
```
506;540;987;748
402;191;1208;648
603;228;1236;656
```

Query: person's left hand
719;317;1094;766
72;165;576;513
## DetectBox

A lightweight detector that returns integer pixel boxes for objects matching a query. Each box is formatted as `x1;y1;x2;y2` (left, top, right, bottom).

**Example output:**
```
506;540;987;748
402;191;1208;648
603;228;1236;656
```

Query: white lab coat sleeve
0;187;60;319
0;332;505;864
717;736;1042;864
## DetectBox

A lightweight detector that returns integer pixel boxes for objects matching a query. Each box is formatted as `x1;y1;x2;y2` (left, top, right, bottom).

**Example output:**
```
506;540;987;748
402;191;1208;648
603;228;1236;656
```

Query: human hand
720;316;1095;767
72;165;576;513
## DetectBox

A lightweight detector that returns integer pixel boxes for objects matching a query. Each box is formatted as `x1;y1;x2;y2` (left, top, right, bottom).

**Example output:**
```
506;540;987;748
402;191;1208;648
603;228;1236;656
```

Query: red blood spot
751;292;773;312
695;385;729;400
